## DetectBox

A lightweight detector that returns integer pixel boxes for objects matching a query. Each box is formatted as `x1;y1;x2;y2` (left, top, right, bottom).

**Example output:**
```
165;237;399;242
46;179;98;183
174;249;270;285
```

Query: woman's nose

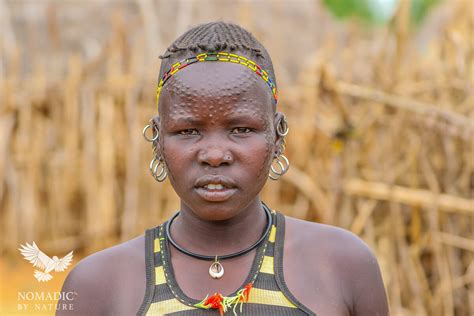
197;147;234;167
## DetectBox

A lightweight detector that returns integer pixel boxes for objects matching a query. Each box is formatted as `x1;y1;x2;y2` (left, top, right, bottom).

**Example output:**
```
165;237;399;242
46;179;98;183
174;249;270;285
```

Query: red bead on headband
155;52;278;110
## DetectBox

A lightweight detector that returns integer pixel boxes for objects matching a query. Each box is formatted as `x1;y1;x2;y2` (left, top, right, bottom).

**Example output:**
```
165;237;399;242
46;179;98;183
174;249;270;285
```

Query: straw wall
0;1;472;315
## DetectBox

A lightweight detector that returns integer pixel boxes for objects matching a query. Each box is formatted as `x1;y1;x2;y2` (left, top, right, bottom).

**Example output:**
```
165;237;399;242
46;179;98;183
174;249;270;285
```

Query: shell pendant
209;257;224;279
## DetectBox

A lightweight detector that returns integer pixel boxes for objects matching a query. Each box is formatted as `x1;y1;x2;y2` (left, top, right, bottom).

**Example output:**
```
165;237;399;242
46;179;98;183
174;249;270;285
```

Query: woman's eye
231;127;253;134
178;129;199;135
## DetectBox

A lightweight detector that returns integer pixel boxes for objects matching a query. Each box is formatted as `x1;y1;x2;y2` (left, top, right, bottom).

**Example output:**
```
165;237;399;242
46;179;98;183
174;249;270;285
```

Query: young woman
58;22;389;316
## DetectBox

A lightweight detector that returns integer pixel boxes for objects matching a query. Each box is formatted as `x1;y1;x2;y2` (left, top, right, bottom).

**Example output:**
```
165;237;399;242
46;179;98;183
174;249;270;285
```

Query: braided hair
158;21;277;92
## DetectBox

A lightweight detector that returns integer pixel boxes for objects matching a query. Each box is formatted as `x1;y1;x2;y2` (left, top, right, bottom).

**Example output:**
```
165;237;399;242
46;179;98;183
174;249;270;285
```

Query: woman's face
155;61;283;221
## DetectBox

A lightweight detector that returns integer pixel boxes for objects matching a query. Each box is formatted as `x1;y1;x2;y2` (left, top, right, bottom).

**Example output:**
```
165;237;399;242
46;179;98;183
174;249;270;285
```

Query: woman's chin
186;201;245;221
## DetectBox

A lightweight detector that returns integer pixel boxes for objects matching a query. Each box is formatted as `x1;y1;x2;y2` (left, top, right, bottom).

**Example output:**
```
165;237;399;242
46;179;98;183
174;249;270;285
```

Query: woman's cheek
244;139;273;181
162;139;190;183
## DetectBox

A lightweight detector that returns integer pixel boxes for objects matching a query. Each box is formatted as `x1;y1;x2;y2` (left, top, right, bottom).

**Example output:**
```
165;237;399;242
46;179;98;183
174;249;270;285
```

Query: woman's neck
170;198;268;256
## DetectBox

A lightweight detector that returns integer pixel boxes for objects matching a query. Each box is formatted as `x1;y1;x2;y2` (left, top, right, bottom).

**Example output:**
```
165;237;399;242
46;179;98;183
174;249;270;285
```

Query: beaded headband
156;52;278;110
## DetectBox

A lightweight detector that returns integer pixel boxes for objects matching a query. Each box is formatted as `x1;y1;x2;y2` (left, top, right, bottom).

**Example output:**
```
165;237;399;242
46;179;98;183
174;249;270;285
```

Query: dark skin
58;61;389;316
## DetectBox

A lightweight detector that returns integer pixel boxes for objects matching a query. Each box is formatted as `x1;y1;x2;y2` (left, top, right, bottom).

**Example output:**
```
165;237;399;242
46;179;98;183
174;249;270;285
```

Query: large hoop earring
143;119;159;142
149;156;167;182
269;154;289;180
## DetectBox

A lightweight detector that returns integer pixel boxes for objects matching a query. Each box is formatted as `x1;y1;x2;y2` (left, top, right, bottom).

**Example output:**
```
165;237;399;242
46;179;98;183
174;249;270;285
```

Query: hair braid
158;21;277;91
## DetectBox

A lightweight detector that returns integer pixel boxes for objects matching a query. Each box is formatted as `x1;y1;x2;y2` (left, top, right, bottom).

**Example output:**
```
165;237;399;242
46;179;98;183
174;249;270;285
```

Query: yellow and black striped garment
138;211;314;315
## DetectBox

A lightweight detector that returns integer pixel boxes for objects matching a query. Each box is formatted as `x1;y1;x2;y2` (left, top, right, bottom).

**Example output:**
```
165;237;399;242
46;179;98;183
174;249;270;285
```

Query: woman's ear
273;111;287;157
151;115;162;157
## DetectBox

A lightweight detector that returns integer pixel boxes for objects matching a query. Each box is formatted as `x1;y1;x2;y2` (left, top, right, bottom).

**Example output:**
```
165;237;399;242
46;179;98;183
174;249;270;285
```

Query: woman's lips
194;186;238;202
194;175;237;189
194;175;238;202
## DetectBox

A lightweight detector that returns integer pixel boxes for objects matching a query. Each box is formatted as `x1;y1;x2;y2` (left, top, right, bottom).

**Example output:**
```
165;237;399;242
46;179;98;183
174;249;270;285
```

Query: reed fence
0;1;472;315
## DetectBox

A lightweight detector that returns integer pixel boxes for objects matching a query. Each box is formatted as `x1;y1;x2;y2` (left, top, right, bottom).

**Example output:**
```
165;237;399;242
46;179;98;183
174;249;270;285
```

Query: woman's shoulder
283;215;388;315
66;234;145;280
284;215;376;262
57;234;146;315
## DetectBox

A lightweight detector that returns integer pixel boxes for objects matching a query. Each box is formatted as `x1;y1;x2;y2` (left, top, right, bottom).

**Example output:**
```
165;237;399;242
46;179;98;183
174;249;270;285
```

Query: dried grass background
0;0;473;315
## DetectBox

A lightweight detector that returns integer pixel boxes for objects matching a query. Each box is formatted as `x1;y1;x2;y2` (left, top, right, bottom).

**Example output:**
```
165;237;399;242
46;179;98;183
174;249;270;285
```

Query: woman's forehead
159;62;273;115
163;62;272;101
167;62;258;93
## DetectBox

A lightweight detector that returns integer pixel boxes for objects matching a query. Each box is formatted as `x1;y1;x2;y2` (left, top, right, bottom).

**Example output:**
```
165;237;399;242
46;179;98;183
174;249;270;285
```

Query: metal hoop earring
276;117;289;137
149;156;167;182
269;154;290;180
143;119;159;142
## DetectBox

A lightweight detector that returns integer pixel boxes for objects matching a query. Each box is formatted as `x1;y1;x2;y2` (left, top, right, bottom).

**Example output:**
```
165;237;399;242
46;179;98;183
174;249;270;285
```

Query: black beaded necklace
165;203;273;279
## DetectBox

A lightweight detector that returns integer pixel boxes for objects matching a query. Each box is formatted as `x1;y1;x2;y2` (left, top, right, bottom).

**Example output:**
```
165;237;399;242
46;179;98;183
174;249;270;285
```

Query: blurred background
0;0;472;315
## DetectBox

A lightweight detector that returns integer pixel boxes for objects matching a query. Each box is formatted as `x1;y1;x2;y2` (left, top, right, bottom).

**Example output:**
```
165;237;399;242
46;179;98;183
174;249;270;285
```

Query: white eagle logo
19;242;74;282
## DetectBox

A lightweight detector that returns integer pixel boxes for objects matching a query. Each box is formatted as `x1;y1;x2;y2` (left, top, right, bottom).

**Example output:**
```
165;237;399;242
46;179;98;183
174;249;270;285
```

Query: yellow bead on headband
155;52;278;110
